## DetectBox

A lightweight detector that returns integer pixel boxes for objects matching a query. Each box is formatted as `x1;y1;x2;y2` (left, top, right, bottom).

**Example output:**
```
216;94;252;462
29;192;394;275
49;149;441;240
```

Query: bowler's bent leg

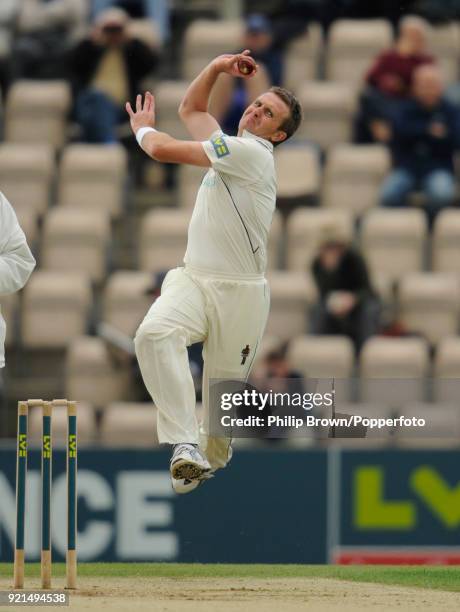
134;268;207;445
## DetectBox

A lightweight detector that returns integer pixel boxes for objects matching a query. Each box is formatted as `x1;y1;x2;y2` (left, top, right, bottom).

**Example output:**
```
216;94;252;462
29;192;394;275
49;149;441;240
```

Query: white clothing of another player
0;192;36;369
126;51;302;487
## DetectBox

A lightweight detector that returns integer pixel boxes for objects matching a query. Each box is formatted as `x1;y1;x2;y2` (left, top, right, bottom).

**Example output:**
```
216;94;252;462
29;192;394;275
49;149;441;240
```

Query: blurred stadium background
0;0;460;567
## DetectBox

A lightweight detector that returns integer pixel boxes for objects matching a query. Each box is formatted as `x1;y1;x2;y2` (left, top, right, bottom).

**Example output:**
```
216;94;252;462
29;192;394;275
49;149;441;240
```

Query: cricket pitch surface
0;564;459;611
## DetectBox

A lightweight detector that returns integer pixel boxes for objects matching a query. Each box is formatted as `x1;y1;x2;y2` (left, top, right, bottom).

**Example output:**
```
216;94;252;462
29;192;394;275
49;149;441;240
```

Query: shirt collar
242;129;274;152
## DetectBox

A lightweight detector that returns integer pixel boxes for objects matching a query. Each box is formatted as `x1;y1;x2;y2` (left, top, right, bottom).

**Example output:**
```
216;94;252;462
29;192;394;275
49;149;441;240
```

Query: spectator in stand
355;15;434;144
210;14;283;136
68;7;158;143
380;64;460;226
92;0;170;43
244;14;283;86
12;0;89;80
311;226;380;353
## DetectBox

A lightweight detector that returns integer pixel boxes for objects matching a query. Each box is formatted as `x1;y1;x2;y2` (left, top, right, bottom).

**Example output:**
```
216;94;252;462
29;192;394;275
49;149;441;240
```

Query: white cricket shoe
170;443;211;481
171;470;214;495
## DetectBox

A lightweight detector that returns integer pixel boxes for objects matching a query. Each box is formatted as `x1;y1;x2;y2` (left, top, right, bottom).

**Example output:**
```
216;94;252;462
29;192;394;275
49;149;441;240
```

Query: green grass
1;563;460;592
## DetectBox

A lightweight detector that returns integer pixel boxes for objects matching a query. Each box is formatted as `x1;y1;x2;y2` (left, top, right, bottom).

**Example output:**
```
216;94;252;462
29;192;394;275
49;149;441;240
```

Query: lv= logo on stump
13;399;78;591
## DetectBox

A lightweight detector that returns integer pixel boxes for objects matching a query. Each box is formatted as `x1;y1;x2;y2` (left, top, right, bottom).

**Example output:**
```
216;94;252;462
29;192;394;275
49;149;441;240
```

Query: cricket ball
238;58;255;76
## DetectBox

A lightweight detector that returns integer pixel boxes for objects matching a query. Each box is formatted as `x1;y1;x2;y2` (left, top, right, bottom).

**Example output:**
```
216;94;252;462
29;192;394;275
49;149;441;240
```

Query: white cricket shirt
183;129;276;277
0;192;36;367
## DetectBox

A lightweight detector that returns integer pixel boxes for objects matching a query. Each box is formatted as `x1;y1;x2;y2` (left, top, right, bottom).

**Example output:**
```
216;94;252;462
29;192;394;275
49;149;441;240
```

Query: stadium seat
57;144;127;217
432;209;460;276
103;271;154;338
427;23;460;83
41;207;110;283
0;292;18;347
265;272;316;341
177;164;207;209
325;19;393;86
128;18;161;50
434;336;460;376
155;81;193;140
398;273;460;345
360;209;427;287
296;81;357;149
275;144;320;200
5;80;71;148
0;27;11;64
182;19;244;80
322;144;390;215
287;334;354;405
139;209;190;272
14;209;39;245
433;336;460;402
286;208;354;272
0;143;54;217
65;336;132;408
28;401;96;446
360;337;429;404
360;336;429;377
283;23;323;91
100;402;159;446
288;335;355;379
21;271;92;348
393;402;460;446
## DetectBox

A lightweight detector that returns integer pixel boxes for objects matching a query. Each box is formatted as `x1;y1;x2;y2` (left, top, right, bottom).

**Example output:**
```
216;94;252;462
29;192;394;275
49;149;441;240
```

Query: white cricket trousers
134;265;270;470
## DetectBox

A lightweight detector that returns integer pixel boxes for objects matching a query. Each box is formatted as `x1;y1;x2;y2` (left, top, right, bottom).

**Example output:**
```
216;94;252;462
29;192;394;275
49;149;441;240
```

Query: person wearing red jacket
355;15;434;144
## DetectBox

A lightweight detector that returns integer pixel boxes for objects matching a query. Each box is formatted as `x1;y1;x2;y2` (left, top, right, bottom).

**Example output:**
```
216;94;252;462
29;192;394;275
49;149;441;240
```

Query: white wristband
136;127;157;147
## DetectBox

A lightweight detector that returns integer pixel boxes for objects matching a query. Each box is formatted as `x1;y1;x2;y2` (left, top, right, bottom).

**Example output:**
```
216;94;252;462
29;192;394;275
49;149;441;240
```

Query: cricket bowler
126;50;302;493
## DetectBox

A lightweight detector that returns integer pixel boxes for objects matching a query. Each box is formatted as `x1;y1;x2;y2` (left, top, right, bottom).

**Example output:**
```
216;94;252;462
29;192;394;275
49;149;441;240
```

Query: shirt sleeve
201;131;267;184
0;192;36;295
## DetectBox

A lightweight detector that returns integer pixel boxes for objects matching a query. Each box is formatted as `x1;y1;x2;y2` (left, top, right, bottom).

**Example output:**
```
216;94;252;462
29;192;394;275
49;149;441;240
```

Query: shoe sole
172;478;203;494
170;458;210;481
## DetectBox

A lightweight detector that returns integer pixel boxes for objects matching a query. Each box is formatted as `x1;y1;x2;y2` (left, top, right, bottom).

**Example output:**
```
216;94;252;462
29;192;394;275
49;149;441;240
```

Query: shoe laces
173;443;196;455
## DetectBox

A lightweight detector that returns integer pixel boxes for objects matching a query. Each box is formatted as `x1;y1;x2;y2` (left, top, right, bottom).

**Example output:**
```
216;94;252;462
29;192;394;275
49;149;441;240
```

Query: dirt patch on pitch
1;576;459;611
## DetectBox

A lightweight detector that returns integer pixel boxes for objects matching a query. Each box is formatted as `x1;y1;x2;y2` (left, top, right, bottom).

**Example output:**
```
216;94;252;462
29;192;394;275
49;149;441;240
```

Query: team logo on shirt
241;345;251;365
211;135;230;158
